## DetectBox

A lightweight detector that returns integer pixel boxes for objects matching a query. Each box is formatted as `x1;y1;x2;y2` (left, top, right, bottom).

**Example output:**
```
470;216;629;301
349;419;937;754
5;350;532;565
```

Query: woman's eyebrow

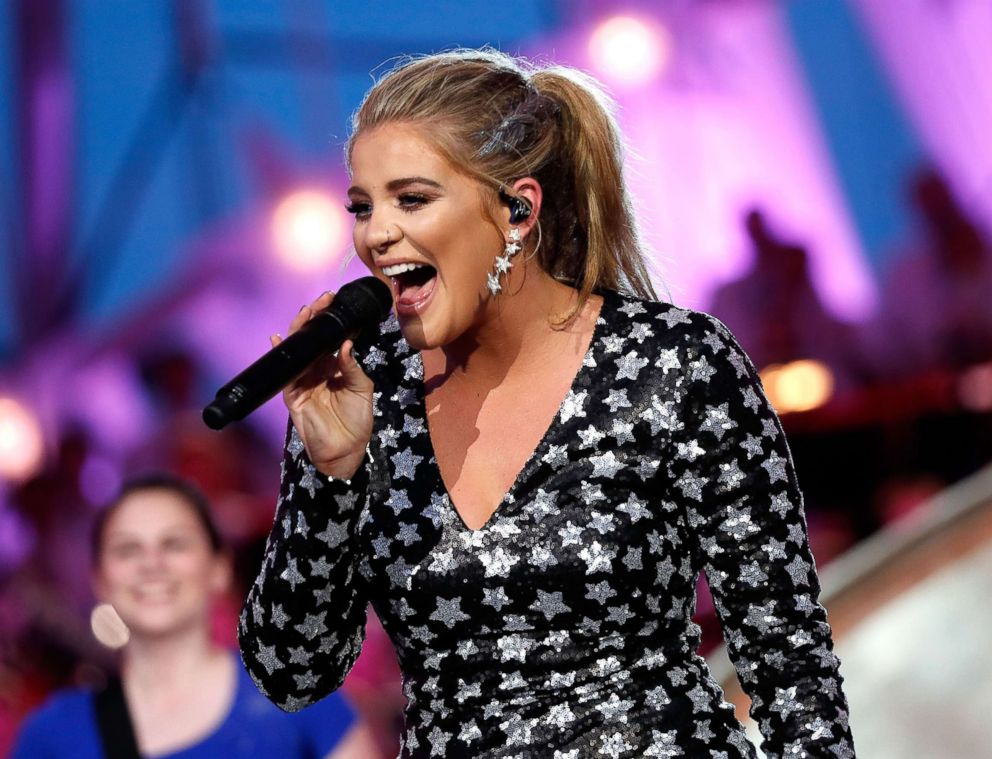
347;176;444;195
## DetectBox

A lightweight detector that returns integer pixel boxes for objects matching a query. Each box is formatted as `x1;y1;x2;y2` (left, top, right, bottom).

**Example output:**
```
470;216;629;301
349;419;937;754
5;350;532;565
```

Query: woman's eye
397;193;429;211
163;537;193;552
110;544;140;559
345;201;371;219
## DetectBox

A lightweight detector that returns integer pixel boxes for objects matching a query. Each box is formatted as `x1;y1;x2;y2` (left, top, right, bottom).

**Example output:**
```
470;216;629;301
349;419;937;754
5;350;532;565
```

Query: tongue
396;272;435;305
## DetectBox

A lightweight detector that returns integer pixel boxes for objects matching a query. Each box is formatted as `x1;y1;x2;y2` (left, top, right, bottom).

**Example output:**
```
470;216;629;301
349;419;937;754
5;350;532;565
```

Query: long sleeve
238;423;371;712
670;313;855;758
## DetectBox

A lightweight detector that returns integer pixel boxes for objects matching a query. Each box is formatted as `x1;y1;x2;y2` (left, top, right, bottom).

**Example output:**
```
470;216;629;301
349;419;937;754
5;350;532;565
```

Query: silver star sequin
287;428;306;460
762;537;788;561
689;355;717;383
541;443;569;469
559;390;588;423
578;541;616;573
658;308;692;328
255;643;284;675
741;433;764;460
699;402;737;441
279;558;305;590
589;450;623;478
604;388;632;411
430;596;471;628
586;580;617;604
630;322;654;342
386;488;413;515
396;522;422;546
611;419;635;444
294;610;328;640
578;425;607;448
762;451;789;483
674;471;705;501
785;555;811;585
307;555;331;578
617;493;650;522
271;604;289;629
618;300;646;317
298;464;324;499
615;351;649;381
391;447;423;480
497;634;534;663
530;590;571;620
315;519;348;549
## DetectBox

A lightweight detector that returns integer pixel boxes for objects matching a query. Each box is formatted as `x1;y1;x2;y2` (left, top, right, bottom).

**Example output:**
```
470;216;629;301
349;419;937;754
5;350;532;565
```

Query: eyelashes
344;202;370;218
344;193;431;220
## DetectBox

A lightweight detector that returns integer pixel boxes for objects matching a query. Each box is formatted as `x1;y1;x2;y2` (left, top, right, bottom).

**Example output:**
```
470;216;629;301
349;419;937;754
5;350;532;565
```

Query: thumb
337;339;368;384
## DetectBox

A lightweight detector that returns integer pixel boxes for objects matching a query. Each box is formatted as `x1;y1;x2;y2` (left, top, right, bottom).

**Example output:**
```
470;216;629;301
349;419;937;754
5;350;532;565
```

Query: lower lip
393;275;438;317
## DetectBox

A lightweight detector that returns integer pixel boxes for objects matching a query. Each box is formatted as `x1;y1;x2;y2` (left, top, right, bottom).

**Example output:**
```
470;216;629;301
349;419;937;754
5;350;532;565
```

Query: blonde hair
348;49;658;315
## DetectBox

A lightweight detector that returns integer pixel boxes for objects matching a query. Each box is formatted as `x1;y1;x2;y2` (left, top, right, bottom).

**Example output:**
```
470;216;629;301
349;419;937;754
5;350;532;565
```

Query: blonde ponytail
528;67;657;308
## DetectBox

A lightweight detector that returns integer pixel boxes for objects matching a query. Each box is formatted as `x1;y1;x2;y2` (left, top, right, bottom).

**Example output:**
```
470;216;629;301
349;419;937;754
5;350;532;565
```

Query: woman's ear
508;177;543;242
209;552;233;595
92;568;108;603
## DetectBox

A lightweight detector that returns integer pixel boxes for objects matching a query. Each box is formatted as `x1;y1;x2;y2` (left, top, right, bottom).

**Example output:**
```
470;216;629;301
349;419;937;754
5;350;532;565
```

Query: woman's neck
122;626;224;693
434;269;589;386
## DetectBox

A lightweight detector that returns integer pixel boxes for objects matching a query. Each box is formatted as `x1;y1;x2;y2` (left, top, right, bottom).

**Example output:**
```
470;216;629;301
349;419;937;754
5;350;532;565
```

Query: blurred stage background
1;1;991;756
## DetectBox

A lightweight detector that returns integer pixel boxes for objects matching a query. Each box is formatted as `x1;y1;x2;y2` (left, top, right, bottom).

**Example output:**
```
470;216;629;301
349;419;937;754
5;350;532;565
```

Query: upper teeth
382;262;427;277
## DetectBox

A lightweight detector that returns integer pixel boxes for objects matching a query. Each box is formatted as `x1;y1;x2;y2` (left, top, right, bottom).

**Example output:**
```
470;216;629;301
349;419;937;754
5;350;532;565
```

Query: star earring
487;228;523;296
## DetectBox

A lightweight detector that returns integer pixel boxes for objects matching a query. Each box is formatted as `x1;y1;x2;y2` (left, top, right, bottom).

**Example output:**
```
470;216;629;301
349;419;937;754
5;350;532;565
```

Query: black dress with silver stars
238;290;855;759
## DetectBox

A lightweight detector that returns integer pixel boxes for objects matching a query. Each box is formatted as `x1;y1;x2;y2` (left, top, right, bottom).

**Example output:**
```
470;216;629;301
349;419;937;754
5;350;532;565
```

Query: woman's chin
117;608;202;640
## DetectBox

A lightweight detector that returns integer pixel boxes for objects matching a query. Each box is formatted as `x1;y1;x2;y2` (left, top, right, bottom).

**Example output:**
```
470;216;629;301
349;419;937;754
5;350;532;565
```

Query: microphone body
202;277;392;430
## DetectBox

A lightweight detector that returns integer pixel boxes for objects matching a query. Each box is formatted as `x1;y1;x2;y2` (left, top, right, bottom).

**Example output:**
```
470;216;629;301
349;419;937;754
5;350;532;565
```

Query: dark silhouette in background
865;169;992;379
709;209;862;391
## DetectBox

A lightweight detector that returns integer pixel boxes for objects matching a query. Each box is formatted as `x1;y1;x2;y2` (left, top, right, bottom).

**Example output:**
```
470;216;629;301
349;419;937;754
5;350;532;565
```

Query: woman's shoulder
20;686;94;725
11;686;101;756
606;290;743;352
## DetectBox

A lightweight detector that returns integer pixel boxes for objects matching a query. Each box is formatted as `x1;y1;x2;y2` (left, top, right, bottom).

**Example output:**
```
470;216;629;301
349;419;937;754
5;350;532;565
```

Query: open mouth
383;263;438;313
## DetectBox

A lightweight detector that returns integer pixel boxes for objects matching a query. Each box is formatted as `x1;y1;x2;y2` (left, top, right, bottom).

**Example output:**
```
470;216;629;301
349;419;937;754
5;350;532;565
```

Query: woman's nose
137;547;168;572
365;216;400;252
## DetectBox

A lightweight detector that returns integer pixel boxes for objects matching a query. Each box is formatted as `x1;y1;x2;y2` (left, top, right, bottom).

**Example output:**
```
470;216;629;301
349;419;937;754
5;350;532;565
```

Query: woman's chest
357;394;698;641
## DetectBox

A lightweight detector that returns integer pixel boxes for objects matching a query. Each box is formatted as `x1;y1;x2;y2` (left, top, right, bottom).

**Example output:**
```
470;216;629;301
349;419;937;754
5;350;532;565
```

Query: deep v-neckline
418;292;610;533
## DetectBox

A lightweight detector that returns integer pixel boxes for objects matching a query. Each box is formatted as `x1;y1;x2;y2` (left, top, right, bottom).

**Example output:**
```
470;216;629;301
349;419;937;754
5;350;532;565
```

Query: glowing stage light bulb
760;360;834;414
588;15;671;88
272;189;347;271
0;397;45;481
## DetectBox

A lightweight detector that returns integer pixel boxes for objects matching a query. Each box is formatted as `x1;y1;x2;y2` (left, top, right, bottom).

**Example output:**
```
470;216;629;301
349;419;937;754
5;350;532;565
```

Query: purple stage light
852;0;992;232
588;15;672;89
540;1;876;320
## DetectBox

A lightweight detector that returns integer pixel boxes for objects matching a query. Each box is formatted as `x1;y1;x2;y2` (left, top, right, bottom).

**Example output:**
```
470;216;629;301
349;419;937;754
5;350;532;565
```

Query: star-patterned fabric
239;290;855;758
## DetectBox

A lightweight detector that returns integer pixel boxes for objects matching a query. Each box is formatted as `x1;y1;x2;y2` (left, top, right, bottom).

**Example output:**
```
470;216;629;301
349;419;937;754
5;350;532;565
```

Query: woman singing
239;49;855;758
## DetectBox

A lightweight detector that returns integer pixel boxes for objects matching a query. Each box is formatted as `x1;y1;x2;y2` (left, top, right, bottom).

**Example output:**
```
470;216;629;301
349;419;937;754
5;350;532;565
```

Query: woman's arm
323;722;383;759
238;423;371;711
671;312;855;757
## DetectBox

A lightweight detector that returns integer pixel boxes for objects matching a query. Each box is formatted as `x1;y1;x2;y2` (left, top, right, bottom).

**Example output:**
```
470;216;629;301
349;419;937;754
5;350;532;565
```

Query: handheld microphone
202;276;393;430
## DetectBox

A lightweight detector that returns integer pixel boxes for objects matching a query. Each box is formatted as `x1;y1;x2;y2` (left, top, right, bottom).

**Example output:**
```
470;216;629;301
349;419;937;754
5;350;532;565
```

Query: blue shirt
11;656;355;759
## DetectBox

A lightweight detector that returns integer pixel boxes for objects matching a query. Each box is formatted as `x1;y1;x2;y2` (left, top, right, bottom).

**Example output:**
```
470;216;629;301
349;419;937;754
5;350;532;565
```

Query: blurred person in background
864;168;992;379
10;474;376;759
709;208;863;393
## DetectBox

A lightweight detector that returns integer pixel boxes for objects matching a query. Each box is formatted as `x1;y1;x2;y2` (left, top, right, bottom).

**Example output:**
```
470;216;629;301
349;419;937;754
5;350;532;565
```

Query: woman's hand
275;291;374;480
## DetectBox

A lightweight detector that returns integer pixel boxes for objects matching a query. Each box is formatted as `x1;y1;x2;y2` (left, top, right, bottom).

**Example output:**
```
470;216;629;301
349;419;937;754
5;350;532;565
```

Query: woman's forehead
104;490;201;535
350;123;453;180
